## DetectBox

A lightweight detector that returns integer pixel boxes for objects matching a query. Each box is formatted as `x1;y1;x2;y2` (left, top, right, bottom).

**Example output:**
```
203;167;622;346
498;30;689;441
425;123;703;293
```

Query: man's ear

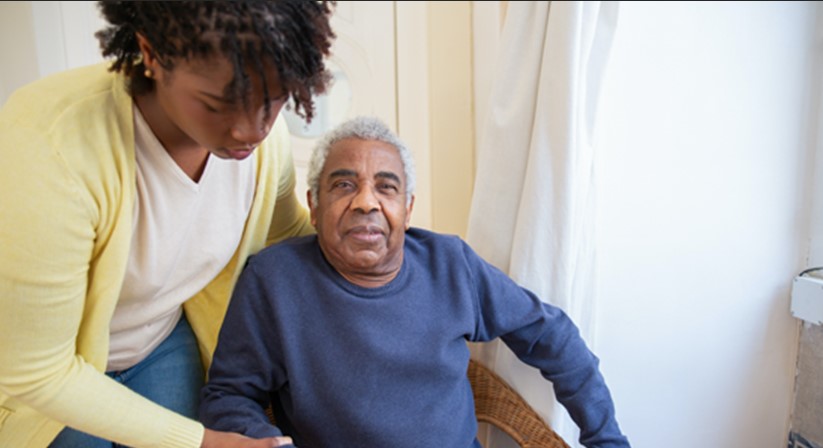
405;195;415;230
307;190;317;227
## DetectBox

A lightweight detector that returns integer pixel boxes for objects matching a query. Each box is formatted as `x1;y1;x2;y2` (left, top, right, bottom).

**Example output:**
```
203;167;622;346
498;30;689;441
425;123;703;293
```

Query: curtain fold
466;2;619;447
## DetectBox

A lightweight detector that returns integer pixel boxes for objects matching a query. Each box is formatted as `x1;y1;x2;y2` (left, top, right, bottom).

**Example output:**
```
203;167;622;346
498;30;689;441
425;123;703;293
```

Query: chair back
468;359;570;448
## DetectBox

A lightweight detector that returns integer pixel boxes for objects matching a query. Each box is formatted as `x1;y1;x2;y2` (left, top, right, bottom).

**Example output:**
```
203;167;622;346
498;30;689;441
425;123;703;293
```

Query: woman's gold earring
144;68;153;78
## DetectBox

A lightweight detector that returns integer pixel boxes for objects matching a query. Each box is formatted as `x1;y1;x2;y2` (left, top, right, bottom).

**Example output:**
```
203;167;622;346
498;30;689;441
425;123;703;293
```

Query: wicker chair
468;359;570;448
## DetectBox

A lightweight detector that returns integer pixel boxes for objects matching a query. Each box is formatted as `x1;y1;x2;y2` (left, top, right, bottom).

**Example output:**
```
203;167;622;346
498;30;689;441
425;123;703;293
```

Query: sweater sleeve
464;242;630;448
0;84;203;447
200;260;287;439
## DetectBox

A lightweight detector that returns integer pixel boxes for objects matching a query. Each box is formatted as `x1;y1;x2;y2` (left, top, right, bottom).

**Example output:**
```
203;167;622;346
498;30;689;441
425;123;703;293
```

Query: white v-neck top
107;106;256;371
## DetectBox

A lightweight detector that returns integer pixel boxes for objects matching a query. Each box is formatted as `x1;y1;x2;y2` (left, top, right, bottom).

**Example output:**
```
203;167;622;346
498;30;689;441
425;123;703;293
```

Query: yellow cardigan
0;63;313;447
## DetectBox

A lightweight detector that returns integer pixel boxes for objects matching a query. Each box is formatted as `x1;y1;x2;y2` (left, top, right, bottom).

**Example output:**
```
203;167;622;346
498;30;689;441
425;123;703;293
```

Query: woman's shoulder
6;63;119;106
0;62;135;198
2;62;131;139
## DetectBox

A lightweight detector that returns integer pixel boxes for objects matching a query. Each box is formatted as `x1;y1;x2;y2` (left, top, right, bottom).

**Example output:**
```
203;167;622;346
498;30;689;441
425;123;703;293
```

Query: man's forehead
324;140;403;172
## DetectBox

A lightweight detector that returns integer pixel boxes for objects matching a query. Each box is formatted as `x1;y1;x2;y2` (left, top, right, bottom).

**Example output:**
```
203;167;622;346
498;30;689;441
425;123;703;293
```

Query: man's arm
500;302;630;447
199;261;287;440
464;241;630;447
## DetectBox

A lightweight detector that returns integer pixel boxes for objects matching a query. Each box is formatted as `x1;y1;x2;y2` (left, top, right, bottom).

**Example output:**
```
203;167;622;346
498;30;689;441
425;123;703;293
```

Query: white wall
595;2;817;447
0;2;39;105
32;1;106;76
0;1;104;106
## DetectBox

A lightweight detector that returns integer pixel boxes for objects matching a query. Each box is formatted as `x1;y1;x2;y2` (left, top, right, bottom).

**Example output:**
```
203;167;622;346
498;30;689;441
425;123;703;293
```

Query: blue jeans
49;314;204;448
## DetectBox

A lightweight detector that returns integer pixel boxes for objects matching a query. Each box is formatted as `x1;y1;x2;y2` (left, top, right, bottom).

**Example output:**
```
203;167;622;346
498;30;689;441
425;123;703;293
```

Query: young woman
0;2;335;447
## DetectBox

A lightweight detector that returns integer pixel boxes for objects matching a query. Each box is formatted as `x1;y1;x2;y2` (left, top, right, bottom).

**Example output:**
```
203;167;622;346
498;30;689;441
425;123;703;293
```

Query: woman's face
148;55;288;161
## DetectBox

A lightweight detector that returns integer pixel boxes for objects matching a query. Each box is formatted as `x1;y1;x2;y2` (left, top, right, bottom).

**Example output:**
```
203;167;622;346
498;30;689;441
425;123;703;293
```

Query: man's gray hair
307;116;416;207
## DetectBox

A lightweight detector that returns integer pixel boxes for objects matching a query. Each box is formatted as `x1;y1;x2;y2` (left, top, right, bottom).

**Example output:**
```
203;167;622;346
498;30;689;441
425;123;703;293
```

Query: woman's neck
134;93;209;182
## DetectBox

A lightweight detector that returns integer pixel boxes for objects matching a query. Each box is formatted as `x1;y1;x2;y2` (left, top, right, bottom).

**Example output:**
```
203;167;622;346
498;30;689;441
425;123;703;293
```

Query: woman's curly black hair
95;1;336;123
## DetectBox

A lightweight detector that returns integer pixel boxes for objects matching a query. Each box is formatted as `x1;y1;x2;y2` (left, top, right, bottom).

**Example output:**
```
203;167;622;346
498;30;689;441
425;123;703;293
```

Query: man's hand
201;428;294;447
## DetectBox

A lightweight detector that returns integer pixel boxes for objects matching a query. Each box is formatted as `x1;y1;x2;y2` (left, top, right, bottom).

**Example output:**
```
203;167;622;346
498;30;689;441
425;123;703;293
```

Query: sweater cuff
160;418;204;448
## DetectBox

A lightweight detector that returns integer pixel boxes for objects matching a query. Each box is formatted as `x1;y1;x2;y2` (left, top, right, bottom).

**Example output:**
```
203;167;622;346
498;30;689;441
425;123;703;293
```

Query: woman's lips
225;147;255;160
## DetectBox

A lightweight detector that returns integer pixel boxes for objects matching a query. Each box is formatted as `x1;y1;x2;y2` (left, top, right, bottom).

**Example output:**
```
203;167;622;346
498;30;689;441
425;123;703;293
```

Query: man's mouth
346;225;385;243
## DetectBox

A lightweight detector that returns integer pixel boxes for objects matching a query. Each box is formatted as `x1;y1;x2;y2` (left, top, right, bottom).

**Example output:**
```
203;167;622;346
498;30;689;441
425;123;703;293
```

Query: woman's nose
231;110;271;145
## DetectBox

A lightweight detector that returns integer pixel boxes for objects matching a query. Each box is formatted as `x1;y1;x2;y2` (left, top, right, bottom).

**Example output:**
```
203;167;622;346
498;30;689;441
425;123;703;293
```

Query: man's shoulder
250;234;318;266
405;227;471;255
406;227;458;243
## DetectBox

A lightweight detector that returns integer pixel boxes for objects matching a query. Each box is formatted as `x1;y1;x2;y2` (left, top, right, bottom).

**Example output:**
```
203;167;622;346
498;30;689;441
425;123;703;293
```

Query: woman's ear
135;33;158;73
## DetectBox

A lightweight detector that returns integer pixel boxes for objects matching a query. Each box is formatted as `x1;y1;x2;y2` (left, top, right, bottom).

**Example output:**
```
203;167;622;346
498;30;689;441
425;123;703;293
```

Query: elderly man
199;116;630;448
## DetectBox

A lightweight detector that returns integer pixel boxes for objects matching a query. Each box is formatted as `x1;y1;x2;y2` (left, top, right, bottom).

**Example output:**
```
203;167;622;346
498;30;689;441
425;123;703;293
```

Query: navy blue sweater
200;228;629;447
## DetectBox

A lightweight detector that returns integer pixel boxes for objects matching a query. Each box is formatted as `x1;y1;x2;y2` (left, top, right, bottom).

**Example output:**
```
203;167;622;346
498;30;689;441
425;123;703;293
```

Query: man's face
309;138;414;287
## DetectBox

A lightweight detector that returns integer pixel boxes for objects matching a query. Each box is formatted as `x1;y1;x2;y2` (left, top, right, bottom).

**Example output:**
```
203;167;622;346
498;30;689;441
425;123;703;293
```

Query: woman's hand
201;428;294;447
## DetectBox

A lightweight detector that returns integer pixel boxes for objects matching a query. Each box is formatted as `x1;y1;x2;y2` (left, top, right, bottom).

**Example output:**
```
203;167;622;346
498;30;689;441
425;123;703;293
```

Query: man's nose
351;186;380;213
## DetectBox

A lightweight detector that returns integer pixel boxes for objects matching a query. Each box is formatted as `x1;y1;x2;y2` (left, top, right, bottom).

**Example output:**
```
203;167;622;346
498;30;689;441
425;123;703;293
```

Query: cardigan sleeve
0;72;204;448
266;118;315;245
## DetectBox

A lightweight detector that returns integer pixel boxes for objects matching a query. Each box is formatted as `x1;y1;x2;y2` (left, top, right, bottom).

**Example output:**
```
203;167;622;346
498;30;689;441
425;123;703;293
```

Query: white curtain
466;1;619;447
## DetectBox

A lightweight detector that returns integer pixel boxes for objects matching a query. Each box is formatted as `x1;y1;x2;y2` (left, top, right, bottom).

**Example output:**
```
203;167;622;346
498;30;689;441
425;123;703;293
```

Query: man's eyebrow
329;168;357;178
328;169;401;183
376;171;401;183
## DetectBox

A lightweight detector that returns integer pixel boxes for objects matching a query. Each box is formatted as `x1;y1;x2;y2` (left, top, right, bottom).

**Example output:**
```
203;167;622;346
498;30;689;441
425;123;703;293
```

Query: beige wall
427;2;475;238
424;1;508;238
